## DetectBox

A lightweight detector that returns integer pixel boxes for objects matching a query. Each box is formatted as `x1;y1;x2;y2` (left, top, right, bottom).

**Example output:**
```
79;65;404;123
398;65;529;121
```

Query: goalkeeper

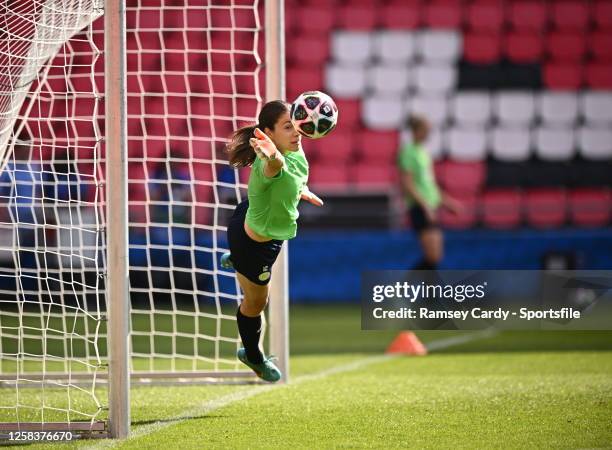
222;100;322;382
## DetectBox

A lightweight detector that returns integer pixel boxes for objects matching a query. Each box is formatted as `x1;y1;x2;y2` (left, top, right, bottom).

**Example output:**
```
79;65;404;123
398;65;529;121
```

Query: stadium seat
295;6;335;34
359;129;400;164
543;63;583;90
287;67;323;101
362;96;405;130
585;63;612;89
414;64;457;94
331;31;373;66
490;126;531;162
439;193;478;229
504;32;543;64
569;189;611;227
374;31;416;65
482;189;522;229
380;2;421;29
352;163;397;186
463;33;502;64
525;189;567;229
593;1;612;30
494;92;535;126
334;99;361;128
337;4;379;30
534;126;576;161
367;65;411;95
308;163;349;187
457;62;504;90
325;64;367;98
551;1;590;32
581;92;612;125
508;1;547;32
445;127;487;161
416;31;462;63
308;129;354;163
289;34;330;66
590;32;612;62
438;161;485;195
451;92;491;126
537;92;579;126
466;2;504;33
422;1;462;29
578;126;612;160
407;95;449;127
546;33;587;62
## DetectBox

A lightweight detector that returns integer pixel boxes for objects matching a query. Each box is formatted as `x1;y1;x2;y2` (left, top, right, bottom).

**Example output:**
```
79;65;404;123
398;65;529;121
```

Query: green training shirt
397;143;441;208
246;148;309;240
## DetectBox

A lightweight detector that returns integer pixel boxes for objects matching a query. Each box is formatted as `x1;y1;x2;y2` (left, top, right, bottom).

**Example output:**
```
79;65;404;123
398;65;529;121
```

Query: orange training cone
386;332;428;356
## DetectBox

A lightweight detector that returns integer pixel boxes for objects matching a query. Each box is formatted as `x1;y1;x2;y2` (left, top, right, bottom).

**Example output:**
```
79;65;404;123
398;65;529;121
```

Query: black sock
236;307;264;364
413;260;438;271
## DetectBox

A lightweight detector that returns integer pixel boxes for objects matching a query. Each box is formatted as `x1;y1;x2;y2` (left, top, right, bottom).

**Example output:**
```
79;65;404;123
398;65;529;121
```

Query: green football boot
237;348;282;383
220;252;234;269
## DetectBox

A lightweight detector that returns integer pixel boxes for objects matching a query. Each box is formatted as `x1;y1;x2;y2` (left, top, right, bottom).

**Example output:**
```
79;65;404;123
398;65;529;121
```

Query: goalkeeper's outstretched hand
250;127;279;160
301;186;324;207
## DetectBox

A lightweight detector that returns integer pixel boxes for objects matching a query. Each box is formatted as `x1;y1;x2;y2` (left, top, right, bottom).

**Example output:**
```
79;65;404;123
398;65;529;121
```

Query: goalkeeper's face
265;111;301;153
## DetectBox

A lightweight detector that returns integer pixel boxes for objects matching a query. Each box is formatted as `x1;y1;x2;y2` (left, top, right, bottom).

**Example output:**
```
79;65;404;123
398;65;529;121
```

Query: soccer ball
290;91;338;139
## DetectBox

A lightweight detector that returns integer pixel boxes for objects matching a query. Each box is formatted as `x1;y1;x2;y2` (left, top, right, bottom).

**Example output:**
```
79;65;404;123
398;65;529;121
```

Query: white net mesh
0;0;263;429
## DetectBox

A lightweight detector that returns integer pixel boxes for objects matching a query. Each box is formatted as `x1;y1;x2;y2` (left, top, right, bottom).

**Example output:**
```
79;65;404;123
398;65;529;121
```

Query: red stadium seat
482;190;522;229
295;6;335;34
570;189;611;227
380;1;421;29
508;1;547;32
333;99;361;129
307;129;354;164
308;163;349;187
438;161;486;195
466;2;504;33
358;130;399;164
551;1;590;32
352;163;397;186
439;193;478;229
585;63;612;89
546;33;587;63
504;32;543;64
288;34;330;67
286;67;323;104
337;5;379;30
590;32;612;62
525;189;567;228
543;63;583;90
463;33;502;64
593;1;612;30
423;1;462;29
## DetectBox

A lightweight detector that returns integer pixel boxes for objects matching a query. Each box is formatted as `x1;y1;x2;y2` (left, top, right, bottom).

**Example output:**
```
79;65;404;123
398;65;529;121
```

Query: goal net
0;0;274;435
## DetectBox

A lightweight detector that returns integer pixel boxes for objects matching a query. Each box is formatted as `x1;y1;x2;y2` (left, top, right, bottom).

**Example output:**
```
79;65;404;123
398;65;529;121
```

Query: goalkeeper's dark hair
226;100;289;167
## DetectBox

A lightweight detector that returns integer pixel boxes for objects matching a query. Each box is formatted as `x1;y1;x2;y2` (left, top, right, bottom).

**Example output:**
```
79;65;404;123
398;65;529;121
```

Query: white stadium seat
581;92;612;125
414;64;456;94
374;31;416;65
367;65;411;95
325;64;367;98
578;126;612;160
406;95;449;127
451;92;491;126
534;126;576;161
537;92;578;125
331;31;373;65
494;92;535;126
416;30;462;63
490;126;531;162
362;95;404;130
445;126;487;161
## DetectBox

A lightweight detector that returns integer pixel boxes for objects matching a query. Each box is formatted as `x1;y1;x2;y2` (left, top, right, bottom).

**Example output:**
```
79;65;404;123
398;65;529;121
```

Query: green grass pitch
2;305;612;449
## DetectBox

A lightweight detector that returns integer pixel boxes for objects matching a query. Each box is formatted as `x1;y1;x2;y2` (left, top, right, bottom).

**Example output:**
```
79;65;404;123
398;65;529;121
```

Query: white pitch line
82;330;495;450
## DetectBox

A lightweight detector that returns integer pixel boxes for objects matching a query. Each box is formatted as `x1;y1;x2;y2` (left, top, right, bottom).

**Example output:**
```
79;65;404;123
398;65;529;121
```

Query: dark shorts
409;205;439;233
227;200;283;286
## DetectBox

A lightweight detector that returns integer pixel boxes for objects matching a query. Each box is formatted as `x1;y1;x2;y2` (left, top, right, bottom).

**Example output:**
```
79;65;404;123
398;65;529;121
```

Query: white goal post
0;0;288;439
